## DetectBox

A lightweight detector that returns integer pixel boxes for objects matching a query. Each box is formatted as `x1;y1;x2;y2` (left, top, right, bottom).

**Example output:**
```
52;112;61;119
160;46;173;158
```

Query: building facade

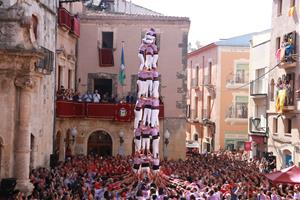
0;0;57;194
267;0;300;169
55;2;190;160
187;34;252;152
248;30;270;159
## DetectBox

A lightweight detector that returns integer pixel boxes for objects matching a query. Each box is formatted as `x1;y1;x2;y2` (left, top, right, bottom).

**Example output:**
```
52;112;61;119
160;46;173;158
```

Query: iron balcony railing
250;80;267;96
225;105;248;119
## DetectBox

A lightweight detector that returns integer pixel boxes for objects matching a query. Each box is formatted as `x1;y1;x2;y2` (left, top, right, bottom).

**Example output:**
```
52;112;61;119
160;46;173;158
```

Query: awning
265;165;300;184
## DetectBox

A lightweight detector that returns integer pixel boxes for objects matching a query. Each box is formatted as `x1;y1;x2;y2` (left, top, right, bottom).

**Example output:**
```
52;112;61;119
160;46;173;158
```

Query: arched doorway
87;131;112;156
283;149;292;167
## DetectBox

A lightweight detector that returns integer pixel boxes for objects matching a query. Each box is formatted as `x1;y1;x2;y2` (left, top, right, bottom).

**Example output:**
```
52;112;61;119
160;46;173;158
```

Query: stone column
14;76;35;195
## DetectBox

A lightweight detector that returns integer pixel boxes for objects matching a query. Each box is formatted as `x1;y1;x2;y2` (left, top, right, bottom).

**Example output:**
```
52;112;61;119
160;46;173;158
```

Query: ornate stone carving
0;23;15;44
14;76;35;89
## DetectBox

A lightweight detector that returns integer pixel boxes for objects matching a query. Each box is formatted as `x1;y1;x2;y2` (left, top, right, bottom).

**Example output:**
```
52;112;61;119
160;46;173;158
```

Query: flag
119;42;126;86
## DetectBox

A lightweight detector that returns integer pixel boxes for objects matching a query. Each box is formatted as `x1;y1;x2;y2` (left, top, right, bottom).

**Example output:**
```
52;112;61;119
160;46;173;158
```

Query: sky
130;0;273;47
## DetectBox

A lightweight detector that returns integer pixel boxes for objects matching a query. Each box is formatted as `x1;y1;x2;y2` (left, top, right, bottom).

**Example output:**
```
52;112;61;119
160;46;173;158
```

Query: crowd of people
56;86;136;104
9;151;300;200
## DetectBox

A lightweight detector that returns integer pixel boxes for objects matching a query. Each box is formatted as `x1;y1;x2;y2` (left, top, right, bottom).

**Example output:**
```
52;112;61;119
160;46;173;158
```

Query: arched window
32;15;38;40
270;79;275;101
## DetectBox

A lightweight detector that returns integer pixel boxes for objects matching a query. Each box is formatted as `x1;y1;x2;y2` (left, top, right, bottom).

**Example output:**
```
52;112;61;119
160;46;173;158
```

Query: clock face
119;108;127;117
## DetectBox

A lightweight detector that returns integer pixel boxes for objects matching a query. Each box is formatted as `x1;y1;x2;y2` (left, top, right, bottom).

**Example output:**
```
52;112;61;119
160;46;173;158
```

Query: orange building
187;34;253;152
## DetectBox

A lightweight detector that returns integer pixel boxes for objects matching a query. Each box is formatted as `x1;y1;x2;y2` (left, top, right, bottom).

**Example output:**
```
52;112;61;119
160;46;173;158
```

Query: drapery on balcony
225;105;248;119
56;101;85;117
98;48;114;66
70;16;80;37
58;7;71;30
56;101;165;120
86;103;116;119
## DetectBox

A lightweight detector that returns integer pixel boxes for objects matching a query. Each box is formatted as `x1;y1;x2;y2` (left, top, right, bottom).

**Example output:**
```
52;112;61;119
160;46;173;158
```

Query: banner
244;141;252;151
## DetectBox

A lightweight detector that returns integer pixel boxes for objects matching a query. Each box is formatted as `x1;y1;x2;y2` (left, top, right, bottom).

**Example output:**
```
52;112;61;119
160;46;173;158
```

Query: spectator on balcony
112;94;120;103
73;91;82;102
65;89;74;101
93;90;101;103
102;92;110;103
82;91;93;102
126;92;134;103
56;85;65;100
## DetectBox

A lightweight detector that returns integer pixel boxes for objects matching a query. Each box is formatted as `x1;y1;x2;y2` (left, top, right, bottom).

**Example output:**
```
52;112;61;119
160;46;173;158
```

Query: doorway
87;131;112;156
94;78;113;101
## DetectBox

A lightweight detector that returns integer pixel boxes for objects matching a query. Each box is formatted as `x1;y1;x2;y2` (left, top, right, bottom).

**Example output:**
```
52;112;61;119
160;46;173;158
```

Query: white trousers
134;138;141;152
146;80;153;97
152;54;159;69
137;80;147;98
142;137;150;150
150;109;159;127
134;109;143;129
138;53;145;71
152;137;160;158
152;81;159;98
143;108;152;126
145;55;153;70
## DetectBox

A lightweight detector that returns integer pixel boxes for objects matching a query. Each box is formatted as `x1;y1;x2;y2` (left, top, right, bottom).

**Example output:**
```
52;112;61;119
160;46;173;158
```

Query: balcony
226;72;249;89
276;88;295;113
56;101;164;120
35;46;54;74
277;32;297;69
58;7;71;31
191;78;199;89
225;105;248;124
70;16;80;38
249;117;267;135
250;80;267;98
203;75;211;85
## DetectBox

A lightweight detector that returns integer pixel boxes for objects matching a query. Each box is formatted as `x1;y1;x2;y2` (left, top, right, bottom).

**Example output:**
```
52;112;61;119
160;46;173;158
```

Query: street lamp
119;129;124;144
70;127;78;144
164;129;170;160
118;129;125;156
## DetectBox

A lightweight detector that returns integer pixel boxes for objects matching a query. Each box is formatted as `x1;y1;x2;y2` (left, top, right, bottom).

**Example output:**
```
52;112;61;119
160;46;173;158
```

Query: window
58;66;63;89
235;96;248;118
297;75;300;99
277;0;282;16
270;79;275;101
99;32;115;66
235;63;249;84
276;37;281;51
195;97;199;119
186;104;191;118
196;66;199;87
207;96;211;119
68;69;72;89
32;15;38;40
273;118;278;133
208;61;212;84
102;32;113;48
285;119;292;134
286;73;295;105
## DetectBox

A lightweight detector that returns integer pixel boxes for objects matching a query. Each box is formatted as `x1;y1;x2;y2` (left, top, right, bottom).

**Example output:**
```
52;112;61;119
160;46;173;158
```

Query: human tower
133;28;161;180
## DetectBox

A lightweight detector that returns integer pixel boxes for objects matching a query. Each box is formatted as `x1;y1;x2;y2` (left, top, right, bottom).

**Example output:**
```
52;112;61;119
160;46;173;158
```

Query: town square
0;0;300;199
